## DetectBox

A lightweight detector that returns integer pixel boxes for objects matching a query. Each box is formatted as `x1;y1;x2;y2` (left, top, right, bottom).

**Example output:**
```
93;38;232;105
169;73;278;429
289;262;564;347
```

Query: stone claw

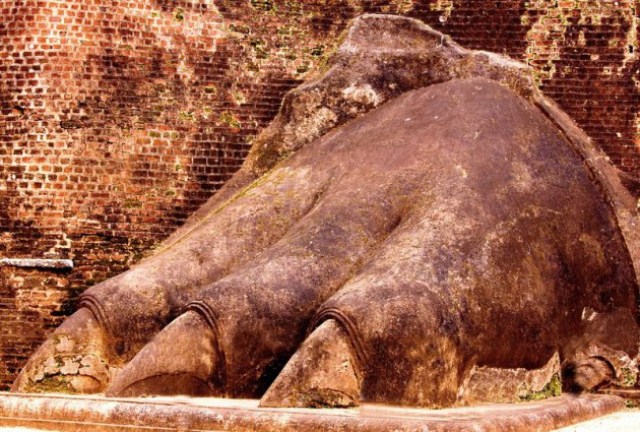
106;311;218;397
260;319;362;408
12;308;113;394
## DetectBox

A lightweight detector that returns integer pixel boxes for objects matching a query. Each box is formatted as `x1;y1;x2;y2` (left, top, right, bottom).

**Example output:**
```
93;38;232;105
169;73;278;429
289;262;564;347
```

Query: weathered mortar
0;0;639;388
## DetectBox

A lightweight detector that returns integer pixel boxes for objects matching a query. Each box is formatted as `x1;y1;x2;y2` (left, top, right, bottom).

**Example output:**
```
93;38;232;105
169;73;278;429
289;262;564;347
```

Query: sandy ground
553;409;640;431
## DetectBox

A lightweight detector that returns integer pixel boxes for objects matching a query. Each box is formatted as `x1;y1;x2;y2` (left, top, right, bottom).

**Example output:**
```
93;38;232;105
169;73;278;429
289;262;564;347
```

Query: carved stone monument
13;15;640;410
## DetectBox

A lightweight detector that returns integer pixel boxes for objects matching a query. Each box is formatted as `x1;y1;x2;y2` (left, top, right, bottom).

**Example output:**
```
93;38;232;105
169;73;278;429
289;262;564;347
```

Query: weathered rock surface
169;14;538;242
13;15;640;408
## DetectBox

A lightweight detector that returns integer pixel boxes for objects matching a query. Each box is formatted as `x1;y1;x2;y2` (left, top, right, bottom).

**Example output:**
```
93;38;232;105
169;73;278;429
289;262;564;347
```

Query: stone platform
0;393;625;432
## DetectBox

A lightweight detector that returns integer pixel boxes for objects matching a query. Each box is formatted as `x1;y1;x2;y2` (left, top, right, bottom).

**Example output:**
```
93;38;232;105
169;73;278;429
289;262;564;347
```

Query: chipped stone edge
0;258;74;270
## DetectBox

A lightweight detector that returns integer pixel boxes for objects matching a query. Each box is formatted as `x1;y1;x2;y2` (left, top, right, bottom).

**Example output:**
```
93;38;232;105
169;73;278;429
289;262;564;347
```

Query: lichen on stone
519;374;562;402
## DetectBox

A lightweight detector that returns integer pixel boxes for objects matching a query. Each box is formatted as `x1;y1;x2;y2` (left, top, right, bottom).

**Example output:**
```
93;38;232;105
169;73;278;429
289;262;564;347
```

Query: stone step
0;392;625;432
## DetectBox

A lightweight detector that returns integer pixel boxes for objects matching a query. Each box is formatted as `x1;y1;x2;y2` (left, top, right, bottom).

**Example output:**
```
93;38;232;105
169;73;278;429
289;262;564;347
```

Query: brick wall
1;0;638;389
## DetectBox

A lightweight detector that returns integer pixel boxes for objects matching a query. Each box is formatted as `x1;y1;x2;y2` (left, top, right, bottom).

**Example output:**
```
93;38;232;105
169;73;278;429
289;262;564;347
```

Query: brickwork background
1;0;639;389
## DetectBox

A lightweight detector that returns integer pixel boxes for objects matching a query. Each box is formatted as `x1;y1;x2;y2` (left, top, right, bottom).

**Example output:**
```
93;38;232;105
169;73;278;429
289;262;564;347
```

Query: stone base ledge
0;392;625;432
0;259;73;270
599;388;640;401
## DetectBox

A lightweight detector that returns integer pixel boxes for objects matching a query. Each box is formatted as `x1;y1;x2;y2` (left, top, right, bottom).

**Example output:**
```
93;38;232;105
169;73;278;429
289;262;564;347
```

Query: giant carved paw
103;78;637;407
14;16;639;408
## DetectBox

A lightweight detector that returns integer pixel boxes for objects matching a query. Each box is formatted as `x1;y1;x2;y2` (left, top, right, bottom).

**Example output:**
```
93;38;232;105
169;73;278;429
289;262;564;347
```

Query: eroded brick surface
0;0;638;389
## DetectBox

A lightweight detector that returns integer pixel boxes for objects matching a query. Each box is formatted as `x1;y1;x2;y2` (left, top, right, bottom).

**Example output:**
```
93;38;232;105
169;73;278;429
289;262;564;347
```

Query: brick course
1;0;639;389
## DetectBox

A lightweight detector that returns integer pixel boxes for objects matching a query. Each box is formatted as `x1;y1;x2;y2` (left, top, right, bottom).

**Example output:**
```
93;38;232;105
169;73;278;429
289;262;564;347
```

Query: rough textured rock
167;14;538;242
463;353;562;404
13;15;640;408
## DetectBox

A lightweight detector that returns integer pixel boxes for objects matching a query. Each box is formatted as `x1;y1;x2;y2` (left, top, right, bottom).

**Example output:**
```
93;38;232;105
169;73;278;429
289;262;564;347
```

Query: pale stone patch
341;84;381;109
